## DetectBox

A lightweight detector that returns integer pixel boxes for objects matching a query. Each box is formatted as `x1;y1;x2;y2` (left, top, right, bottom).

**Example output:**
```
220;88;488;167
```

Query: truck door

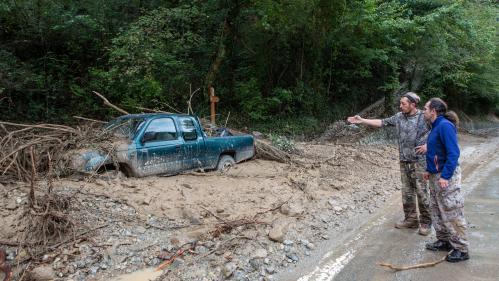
136;117;182;176
178;116;204;170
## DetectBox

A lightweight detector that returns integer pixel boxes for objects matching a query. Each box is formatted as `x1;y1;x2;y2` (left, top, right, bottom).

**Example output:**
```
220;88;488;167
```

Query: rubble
0;123;419;281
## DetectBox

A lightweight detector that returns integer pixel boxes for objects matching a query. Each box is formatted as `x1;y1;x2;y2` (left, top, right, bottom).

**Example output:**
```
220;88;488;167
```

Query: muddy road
1;131;498;281
278;134;499;281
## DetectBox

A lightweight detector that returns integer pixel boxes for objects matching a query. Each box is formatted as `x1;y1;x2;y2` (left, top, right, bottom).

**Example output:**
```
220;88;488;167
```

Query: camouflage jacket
382;110;429;162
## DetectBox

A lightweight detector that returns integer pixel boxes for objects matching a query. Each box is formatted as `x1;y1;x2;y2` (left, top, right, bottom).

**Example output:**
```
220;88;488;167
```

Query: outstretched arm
347;115;383;127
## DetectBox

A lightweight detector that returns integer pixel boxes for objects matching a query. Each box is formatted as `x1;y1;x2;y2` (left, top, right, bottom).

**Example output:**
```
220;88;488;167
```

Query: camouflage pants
429;166;469;252
400;161;432;225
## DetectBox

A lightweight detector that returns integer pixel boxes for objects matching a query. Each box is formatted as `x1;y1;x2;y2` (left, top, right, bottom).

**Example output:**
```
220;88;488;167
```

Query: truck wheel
217;155;235;172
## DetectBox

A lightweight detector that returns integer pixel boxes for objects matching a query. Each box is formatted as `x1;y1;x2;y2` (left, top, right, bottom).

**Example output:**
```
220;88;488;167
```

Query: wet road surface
281;140;499;281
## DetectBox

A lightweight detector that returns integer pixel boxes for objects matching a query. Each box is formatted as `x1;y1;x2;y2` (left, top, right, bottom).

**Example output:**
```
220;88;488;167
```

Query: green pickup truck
72;114;255;177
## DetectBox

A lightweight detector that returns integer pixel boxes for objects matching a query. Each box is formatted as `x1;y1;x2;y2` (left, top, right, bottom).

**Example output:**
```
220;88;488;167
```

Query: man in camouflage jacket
347;92;432;235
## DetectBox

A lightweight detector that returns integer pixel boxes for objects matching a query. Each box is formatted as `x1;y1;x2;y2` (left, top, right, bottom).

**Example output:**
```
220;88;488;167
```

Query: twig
156;242;196;271
92;91;129;115
48;224;108;250
253;197;291;219
29;146;36;208
0;121;76;133
378;254;448;271
134;106;170;114
224;111;231;128
73;116;107;124
199;235;251;258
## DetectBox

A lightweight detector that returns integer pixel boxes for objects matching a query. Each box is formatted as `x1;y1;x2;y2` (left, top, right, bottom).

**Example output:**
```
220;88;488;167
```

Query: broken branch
92;91;129;115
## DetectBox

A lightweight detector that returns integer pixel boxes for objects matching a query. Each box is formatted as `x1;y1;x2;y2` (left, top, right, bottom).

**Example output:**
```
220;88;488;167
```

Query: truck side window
179;117;197;141
144;118;177;141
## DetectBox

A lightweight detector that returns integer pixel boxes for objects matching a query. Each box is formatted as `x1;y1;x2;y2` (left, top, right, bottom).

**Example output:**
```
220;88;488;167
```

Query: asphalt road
278;137;499;281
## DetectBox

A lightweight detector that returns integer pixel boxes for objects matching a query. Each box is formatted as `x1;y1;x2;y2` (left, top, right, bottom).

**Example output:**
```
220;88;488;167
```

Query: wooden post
209;86;219;125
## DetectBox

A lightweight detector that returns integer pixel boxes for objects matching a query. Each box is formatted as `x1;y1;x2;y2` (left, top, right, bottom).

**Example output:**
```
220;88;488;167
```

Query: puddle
109;267;162;281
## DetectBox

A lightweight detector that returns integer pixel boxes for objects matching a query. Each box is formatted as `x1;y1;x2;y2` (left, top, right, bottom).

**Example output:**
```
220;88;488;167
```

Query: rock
223;262;237;278
282;240;293;246
5;250;15;261
135;226;147;234
249;258;262;270
252;248;268;259
29;265;56;281
171;258;184;268
196;245;209;254
263;258;270;265
6;200;17;210
286;252;299;262
147;257;161;266
233;270;250;281
94;179;107;186
280;202;304;217
304;242;315;250
321;235;329;240
268;220;288;243
90;266;99;275
333;206;343;213
216;208;224;213
265;266;276;274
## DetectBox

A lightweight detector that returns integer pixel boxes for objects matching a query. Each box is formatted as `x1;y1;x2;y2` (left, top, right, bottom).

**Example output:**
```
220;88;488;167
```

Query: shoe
395;220;418;229
418;224;431;236
425;240;452;251
446;249;469;262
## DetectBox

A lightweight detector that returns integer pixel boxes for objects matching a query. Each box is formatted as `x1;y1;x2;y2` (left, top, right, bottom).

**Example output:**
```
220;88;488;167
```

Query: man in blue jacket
423;98;469;262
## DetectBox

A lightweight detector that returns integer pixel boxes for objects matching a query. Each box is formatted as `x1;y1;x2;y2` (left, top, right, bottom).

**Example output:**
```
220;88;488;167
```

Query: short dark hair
402;92;420;104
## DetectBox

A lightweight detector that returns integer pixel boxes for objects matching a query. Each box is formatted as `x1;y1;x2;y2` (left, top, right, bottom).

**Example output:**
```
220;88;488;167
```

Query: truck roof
116;113;195;120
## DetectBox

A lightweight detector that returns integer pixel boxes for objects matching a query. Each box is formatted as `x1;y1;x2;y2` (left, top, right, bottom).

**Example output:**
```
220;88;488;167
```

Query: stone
282;240;293;246
216;208;225;213
223;262;237;278
252;248;268;259
6;200;17;210
249;259;262;270
268;220;288;243
29;265;56;281
233;270;250;281
286;253;299;262
135;226;147;234
171;258;184;268
280;202;304;217
265;266;276;274
90;266;99;275
196;246;209;254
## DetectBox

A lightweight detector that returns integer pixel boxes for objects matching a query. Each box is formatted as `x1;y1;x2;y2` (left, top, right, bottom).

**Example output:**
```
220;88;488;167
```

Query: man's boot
418;224;431;236
446;249;469;262
394;220;418;229
425;240;452;251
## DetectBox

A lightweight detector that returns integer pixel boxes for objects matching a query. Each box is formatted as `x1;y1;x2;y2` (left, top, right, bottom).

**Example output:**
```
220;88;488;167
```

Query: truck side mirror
141;131;157;143
183;130;197;141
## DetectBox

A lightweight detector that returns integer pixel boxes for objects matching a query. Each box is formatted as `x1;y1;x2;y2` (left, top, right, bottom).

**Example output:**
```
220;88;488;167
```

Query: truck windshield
104;117;146;139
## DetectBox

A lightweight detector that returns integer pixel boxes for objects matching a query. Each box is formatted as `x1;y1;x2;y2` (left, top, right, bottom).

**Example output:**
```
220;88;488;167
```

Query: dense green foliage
1;0;497;134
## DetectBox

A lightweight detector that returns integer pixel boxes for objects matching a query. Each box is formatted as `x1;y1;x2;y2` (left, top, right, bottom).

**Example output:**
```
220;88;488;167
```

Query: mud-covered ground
1;126;497;281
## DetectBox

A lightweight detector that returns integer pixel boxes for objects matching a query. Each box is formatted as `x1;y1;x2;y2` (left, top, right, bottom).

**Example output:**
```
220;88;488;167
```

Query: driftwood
378;254;448;271
92;91;129;115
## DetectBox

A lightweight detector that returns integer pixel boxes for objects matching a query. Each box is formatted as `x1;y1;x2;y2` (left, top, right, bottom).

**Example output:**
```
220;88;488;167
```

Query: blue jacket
426;115;460;180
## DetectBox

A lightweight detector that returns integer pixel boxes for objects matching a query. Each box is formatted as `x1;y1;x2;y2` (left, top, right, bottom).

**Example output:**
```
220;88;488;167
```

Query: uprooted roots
22;191;76;257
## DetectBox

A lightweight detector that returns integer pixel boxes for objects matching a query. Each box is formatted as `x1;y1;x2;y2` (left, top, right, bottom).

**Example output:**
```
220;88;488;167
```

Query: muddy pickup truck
70;114;255;177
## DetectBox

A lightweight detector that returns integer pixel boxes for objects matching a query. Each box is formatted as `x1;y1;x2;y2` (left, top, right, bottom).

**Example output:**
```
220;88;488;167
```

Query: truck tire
217;155;235;172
